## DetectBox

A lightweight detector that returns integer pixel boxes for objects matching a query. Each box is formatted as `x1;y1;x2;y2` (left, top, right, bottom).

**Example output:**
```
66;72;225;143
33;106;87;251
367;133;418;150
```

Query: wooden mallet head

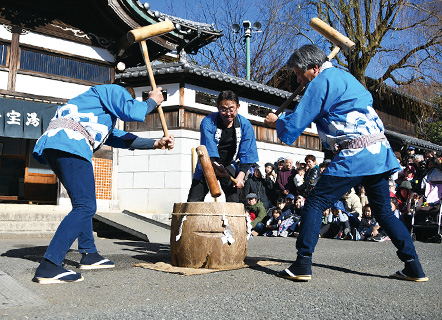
309;17;355;53
127;21;175;146
269;18;356;118
127;20;175;43
196;145;222;199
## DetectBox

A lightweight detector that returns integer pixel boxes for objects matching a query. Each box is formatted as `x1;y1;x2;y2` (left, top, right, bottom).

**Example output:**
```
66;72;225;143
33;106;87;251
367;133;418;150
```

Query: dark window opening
195;91;216;107
19;49;112;83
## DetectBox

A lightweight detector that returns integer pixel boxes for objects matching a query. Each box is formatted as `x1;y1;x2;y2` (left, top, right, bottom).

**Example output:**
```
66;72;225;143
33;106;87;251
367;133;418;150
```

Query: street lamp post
232;21;261;81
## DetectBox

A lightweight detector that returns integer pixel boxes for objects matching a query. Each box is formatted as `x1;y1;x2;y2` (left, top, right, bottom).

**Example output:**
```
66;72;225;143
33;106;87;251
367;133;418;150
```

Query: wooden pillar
7;29;21;91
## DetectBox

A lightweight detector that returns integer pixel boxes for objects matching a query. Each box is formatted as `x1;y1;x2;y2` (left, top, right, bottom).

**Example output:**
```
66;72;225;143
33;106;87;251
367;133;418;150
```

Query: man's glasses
218;107;237;115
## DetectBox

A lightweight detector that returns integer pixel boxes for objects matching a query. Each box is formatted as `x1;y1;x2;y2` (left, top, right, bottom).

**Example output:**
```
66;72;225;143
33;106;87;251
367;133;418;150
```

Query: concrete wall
116;128;324;216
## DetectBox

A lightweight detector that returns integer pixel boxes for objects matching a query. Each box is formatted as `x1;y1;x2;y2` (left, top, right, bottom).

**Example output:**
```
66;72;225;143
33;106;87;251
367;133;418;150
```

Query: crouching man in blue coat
187;90;259;202
265;45;427;282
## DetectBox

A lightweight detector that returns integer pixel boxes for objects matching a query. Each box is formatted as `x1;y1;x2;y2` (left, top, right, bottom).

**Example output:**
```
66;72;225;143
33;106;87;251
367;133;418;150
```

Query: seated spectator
391;197;401;220
278;196;303;237
264;207;283;237
284;193;296;213
278;215;300;237
245;193;267;236
319;201;352;240
264;162;277;205
397;164;416;187
406;146;416;158
264;162;277;183
389;179;398;199
276;157;285;173
391;151;403;182
320;208;331;235
267;197;288;218
244;166;271;209
396;180;419;229
413;154;427;193
293;195;305;217
276;158;297;198
297;154;320;197
424;151;436;164
342;188;362;232
357;185;369;208
356;204;389;241
293;167;305;189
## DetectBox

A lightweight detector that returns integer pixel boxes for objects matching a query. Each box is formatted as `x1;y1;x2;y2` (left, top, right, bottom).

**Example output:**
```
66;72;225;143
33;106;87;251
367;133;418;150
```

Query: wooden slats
127;107;321;151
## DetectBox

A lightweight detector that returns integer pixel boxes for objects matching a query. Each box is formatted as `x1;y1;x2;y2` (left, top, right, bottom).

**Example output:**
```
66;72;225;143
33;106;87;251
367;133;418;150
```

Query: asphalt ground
0;234;441;320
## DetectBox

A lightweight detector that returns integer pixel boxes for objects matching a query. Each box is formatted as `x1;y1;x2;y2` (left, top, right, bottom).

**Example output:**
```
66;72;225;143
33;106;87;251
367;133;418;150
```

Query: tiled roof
385;130;442;152
115;62;296;100
133;1;222;37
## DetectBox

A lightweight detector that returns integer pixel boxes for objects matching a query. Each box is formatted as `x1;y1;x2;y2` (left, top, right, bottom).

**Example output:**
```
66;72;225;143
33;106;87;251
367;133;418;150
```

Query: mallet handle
273;45;341;117
140;40;170;140
196;146;222;198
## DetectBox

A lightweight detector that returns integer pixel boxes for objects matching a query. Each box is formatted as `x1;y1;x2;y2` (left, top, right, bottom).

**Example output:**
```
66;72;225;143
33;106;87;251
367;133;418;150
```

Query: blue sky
140;0;199;21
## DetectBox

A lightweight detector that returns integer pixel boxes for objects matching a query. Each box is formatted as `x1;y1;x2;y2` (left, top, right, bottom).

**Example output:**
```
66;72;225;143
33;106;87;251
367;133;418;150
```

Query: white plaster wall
0;70;8;90
15;74;90;99
133;83;180;107
0;25;13;40
117;129;200;214
20;31;115;62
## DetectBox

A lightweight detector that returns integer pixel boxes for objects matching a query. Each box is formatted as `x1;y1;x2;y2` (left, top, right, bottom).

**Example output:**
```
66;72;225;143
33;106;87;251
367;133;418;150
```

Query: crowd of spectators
244;147;442;241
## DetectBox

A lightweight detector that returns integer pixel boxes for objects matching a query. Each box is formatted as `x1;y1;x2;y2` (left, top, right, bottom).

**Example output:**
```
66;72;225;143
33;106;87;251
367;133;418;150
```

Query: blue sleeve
237;116;259;163
276;80;325;145
91;85;157;122
104;128;138;149
200;114;220;158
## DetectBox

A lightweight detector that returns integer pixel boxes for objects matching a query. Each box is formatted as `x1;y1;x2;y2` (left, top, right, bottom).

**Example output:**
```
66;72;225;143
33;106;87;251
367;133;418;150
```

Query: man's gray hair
286;44;328;71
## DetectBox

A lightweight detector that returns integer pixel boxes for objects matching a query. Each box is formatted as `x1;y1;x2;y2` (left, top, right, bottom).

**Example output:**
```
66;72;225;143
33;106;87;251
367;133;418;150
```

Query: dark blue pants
296;172;418;262
43;149;97;266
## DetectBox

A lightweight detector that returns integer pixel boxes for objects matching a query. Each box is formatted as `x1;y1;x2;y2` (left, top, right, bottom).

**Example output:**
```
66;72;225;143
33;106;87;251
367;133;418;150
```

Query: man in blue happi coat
187;90;259;202
265;44;427;282
32;82;174;284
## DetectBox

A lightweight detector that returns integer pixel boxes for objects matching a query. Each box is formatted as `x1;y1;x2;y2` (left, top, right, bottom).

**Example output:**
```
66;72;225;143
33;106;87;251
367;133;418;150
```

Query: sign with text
0;97;58;139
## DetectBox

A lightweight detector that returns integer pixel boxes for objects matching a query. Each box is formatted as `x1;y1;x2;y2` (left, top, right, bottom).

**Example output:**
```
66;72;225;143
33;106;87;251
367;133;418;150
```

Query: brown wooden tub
170;202;248;269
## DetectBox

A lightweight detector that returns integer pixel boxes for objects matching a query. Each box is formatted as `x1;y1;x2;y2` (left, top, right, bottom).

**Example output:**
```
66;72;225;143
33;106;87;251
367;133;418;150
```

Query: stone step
0;204;171;240
0;211;67;221
0;221;62;232
0;231;56;238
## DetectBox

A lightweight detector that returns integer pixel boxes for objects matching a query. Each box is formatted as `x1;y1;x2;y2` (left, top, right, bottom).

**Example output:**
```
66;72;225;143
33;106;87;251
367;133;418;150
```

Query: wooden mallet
272;17;356;117
127;21;175;141
196;145;222;199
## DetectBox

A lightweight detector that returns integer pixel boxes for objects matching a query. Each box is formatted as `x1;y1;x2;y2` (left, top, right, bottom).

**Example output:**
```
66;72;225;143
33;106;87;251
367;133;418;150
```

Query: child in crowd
293;195;305;216
391;197;401;220
356;205;390;242
294;167;305;189
319;201;352;240
267;197;289;217
264;207;283;237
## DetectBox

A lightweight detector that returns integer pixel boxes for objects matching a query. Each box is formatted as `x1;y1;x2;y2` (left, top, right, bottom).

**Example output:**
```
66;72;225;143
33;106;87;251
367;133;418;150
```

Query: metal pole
244;27;251;81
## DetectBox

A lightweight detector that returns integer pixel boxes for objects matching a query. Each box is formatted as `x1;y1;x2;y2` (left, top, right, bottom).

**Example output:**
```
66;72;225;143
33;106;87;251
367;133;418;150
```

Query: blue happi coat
33;84;157;164
277;66;400;177
193;112;259;180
